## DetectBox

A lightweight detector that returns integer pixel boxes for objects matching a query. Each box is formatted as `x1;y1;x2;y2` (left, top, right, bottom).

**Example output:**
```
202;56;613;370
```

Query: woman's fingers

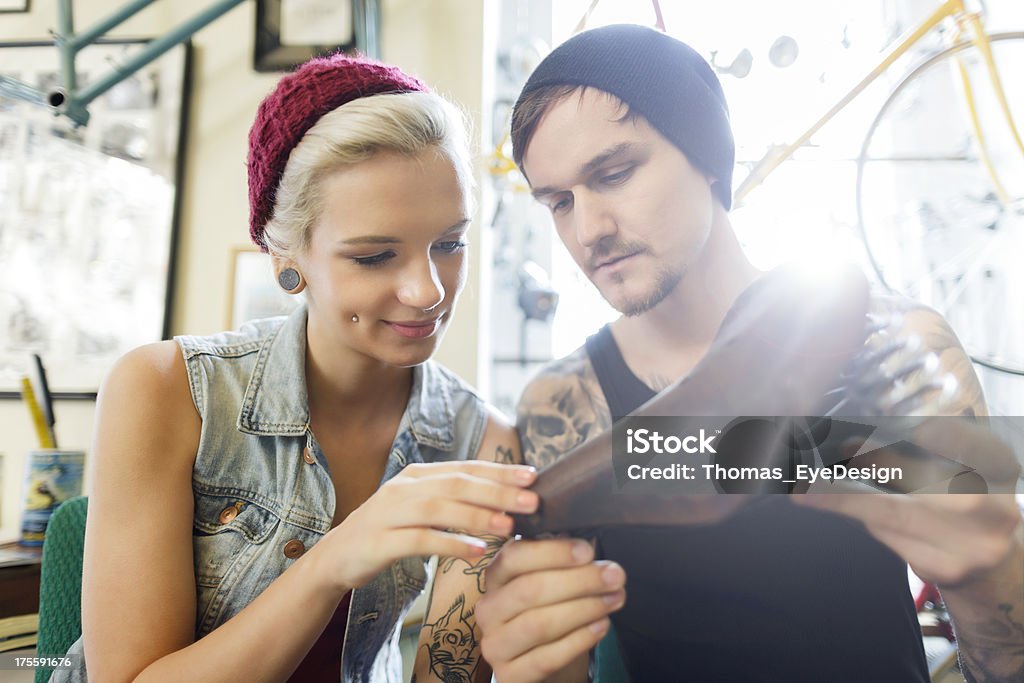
402;460;538;485
388;470;540;517
387;497;519;537
378;527;491;561
330;461;540;588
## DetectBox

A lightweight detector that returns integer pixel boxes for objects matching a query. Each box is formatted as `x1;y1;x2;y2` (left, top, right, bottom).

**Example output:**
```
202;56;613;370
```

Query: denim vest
53;305;488;682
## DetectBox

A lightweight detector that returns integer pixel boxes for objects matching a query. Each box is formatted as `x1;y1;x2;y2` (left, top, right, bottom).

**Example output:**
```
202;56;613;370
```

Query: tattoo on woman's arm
438;533;504;593
420;594;481;682
494;444;515;464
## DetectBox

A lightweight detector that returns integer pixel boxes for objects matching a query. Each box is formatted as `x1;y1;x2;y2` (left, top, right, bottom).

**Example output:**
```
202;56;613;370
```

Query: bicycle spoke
856;32;1024;377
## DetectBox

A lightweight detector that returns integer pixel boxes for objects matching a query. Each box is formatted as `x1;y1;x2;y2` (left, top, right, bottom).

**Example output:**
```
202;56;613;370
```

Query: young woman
52;54;536;683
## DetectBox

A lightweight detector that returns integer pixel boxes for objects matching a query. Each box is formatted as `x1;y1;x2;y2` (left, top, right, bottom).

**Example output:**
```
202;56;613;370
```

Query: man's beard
604;265;683;317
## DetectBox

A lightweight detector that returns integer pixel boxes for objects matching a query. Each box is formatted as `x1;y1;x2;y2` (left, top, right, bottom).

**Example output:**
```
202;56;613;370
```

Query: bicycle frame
0;0;245;127
733;0;1023;208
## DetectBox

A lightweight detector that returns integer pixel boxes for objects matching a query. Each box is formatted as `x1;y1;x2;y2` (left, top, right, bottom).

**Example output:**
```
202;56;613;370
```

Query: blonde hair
263;91;474;259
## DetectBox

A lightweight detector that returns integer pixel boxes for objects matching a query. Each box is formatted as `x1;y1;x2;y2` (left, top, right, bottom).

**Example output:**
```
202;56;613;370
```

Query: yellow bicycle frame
734;0;1023;208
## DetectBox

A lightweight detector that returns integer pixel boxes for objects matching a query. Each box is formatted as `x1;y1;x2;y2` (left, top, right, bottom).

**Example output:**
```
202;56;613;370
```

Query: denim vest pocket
192;493;281;633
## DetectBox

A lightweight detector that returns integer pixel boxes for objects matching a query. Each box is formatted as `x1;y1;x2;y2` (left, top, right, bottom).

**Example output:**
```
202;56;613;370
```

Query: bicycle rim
856;32;1024;377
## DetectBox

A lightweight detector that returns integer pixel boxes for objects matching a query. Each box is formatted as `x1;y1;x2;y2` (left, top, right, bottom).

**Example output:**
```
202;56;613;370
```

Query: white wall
0;0;494;540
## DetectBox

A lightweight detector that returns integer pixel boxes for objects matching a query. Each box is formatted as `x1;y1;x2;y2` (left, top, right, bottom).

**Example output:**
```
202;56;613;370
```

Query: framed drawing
0;1;30;15
253;0;381;72
227;248;302;329
0;40;191;398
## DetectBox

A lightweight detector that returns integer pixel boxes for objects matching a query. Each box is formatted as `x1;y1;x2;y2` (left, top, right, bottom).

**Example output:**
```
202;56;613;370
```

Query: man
474;24;1023;682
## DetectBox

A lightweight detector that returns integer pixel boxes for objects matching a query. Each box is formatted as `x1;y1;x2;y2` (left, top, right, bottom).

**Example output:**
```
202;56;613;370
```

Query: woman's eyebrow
338;219;470;245
438;219;471;235
338;235;402;246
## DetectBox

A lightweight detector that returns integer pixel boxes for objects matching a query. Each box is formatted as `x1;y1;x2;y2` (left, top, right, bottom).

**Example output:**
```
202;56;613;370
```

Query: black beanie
513;24;734;210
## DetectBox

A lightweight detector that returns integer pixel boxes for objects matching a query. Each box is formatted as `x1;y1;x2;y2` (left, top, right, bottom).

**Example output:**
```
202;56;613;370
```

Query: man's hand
475;538;626;683
794;418;1024;681
793;418;1021;587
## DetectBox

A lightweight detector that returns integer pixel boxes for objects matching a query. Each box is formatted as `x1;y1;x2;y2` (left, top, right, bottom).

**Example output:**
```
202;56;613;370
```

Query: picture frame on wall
0;1;30;15
0;40;191;398
227;248;302;329
253;0;381;72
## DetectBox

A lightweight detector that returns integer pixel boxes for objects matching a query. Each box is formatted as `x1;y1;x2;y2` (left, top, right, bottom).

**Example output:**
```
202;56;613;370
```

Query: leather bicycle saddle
514;263;872;537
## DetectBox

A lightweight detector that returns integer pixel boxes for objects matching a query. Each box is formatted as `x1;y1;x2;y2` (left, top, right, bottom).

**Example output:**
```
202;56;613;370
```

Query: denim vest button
283;539;306;559
218;503;241;524
302;447;316;465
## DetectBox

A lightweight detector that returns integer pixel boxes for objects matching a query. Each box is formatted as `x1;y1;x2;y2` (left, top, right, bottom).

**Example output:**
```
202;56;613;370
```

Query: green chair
34;496;88;683
593;624;631;682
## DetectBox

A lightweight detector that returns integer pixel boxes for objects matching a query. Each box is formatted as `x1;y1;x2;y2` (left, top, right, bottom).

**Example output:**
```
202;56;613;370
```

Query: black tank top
585;325;929;682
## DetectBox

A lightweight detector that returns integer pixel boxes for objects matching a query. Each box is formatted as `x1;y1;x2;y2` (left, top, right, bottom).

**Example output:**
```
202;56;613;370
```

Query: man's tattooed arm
516;346;612;469
944;526;1024;683
411;429;521;682
897;301;1023;681
957;602;1024;683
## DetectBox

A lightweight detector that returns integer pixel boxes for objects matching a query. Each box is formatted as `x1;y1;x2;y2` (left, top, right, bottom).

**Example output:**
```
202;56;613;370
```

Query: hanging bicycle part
0;0;247;127
734;0;1023;208
856;32;1024;377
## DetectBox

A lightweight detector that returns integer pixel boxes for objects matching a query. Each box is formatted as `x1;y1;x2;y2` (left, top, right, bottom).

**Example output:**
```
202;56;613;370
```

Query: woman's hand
318;460;539;592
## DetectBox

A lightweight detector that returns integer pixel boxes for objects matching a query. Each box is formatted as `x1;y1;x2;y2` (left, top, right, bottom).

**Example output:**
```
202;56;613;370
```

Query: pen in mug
31;353;58;449
20;376;55;450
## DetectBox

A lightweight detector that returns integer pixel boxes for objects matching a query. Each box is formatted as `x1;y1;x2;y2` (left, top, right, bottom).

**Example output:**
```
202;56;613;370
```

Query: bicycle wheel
856;32;1024;377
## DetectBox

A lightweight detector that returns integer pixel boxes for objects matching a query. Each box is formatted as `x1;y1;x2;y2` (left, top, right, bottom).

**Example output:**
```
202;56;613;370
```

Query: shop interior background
1;0;1023;540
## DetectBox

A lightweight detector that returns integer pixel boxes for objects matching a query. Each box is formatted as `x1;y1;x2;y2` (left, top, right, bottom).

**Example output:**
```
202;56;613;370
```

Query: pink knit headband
247;53;428;251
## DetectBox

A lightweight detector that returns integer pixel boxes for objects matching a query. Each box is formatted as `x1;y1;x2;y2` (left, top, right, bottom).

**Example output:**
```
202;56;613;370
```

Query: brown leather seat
515;263;872;537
